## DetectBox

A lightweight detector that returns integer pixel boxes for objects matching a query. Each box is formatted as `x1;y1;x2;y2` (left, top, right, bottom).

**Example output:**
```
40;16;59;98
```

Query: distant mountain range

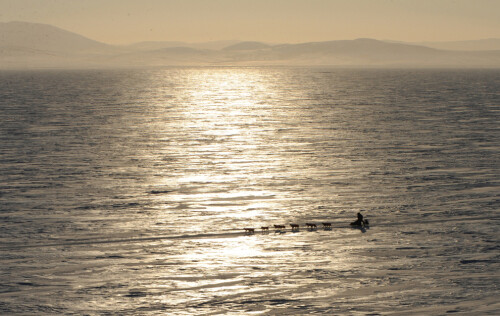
1;21;500;69
417;39;500;51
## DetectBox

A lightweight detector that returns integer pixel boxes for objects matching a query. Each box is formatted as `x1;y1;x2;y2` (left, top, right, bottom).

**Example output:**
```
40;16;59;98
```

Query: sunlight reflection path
146;68;291;234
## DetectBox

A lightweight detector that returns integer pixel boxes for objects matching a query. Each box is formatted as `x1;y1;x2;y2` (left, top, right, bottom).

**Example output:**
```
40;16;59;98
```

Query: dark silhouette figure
350;212;365;226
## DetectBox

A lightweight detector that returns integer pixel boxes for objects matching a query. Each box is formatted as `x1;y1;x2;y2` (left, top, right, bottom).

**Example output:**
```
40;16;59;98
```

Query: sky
1;0;499;44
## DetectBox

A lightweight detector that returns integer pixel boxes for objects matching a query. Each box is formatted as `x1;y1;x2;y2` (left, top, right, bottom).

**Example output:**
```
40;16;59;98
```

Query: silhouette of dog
244;228;255;234
290;224;300;231
322;222;332;228
274;225;286;230
306;223;317;229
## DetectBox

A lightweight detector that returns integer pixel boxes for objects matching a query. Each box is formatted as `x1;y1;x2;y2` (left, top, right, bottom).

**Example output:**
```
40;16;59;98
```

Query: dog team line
244;222;333;234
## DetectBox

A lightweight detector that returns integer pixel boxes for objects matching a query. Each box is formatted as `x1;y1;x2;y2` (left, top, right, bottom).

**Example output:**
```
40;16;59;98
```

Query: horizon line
2;20;499;47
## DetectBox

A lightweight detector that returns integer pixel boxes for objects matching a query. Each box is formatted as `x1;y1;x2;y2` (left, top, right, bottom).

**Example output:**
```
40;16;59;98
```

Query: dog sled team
244;212;369;234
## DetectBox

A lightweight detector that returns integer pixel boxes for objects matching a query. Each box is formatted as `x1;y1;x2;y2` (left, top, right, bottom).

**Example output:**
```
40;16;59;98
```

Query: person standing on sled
351;212;368;226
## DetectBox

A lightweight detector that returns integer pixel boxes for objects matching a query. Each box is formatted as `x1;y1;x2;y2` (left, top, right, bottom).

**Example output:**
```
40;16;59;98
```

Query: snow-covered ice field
1;68;499;314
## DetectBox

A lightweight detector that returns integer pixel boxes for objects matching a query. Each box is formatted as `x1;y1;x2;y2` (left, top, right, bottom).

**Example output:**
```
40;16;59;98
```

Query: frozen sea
0;67;499;315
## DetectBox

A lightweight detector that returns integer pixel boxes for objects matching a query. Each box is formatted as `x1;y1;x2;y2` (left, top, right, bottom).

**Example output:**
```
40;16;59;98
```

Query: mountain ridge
1;21;500;69
0;21;115;54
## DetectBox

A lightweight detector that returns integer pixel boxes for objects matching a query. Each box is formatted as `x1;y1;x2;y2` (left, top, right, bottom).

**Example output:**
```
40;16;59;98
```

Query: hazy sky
1;0;499;44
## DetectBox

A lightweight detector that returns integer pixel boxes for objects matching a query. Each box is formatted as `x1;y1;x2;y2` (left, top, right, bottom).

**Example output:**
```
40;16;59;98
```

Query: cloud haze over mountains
1;22;500;69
